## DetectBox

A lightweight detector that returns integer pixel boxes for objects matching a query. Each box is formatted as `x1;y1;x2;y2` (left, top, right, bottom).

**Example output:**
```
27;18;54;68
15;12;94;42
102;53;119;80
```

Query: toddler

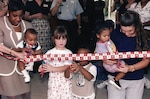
17;28;42;82
95;21;125;89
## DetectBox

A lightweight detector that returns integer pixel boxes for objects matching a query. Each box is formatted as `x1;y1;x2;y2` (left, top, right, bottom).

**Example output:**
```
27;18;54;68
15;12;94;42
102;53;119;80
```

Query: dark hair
78;43;92;53
120;10;148;50
94;21;110;35
105;19;115;30
53;26;68;39
8;0;25;13
24;28;38;38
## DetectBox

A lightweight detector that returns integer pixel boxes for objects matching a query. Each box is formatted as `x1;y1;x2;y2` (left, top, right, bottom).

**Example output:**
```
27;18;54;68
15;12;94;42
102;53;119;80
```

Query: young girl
17;28;42;82
95;21;125;89
38;26;73;99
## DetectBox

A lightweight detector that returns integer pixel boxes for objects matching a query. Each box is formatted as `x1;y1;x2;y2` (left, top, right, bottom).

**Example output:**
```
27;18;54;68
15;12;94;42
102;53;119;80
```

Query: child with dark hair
17;28;42;82
65;43;97;99
95;21;125;89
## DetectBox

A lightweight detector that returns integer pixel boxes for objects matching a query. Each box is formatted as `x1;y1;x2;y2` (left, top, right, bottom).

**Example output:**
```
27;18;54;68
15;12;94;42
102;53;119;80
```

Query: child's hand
70;63;80;73
38;65;44;72
42;64;53;72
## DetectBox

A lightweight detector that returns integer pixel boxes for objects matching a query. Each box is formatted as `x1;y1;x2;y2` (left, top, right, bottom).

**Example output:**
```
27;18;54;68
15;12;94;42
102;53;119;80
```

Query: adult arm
51;0;62;16
117;58;150;73
0;44;26;59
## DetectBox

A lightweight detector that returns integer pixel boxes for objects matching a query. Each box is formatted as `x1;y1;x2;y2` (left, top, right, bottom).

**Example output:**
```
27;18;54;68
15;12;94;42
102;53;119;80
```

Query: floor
2;69;150;99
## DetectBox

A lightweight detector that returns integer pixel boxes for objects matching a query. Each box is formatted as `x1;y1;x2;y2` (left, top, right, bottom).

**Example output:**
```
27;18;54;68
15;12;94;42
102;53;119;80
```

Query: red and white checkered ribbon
0;51;150;62
24;51;150;62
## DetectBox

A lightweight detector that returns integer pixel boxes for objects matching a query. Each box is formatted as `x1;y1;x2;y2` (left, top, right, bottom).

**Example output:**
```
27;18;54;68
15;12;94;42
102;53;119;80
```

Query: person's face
96;29;110;43
121;25;136;37
54;37;67;50
141;0;149;3
8;10;23;26
24;32;37;46
77;48;89;66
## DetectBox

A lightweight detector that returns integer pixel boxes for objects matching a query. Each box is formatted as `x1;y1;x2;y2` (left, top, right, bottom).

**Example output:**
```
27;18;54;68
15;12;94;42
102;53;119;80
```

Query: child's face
54;37;67;50
96;29;110;43
77;48;89;66
24;32;37;46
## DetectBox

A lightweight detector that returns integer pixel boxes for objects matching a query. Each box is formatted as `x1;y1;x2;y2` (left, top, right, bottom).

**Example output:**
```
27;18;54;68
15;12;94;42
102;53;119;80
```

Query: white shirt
129;1;150;30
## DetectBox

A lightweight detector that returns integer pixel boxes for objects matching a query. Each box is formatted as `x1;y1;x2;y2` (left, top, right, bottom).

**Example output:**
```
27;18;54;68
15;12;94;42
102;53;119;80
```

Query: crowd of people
0;0;150;99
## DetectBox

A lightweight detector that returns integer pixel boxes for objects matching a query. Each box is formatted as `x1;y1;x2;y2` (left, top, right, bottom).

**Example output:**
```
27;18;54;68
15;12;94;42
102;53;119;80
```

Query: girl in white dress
39;26;73;99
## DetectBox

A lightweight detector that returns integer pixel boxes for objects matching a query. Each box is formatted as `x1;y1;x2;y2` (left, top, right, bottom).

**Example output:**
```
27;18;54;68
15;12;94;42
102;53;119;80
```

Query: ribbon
0;51;150;62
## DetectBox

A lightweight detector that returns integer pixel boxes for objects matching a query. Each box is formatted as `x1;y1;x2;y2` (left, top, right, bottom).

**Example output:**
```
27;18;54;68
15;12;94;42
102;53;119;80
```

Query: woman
105;10;149;99
24;0;52;54
0;0;32;98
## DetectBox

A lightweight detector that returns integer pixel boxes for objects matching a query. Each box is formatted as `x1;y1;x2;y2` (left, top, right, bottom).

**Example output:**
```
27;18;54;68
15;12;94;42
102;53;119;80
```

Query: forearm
51;3;61;16
64;67;70;78
79;67;93;81
34;49;42;55
76;14;81;28
128;58;149;72
50;65;68;72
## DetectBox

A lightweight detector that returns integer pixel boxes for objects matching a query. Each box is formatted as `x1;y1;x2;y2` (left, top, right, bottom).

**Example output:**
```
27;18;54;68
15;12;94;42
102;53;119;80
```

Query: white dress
45;47;73;99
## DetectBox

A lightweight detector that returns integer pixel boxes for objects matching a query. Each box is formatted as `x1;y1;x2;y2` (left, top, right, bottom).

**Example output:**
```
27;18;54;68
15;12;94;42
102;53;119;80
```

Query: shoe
144;76;150;89
97;80;108;88
22;69;30;83
25;62;34;71
108;78;121;89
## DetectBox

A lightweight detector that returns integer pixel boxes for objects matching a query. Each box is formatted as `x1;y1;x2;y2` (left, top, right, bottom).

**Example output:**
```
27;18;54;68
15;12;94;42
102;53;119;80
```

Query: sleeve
50;0;57;10
89;65;97;81
75;0;83;15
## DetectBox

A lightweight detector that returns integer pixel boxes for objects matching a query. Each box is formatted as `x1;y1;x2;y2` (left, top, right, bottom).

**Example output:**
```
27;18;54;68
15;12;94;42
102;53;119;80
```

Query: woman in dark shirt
105;10;149;99
24;0;52;54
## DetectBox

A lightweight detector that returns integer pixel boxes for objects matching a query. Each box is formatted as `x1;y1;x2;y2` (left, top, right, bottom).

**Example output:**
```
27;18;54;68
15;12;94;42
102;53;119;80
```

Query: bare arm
72;63;94;81
0;44;27;59
51;0;62;16
42;63;69;72
117;58;149;73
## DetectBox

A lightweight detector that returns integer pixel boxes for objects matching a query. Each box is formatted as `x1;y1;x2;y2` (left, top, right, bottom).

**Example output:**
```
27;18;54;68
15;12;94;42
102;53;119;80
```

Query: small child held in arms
95;21;125;89
65;44;97;99
17;28;42;82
